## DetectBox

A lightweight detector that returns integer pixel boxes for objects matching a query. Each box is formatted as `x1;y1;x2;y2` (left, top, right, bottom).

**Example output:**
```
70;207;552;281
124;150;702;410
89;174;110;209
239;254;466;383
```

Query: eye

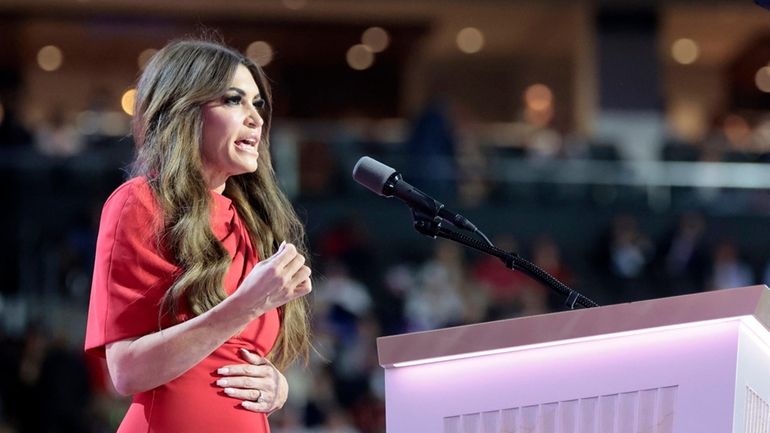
253;99;266;110
224;94;242;106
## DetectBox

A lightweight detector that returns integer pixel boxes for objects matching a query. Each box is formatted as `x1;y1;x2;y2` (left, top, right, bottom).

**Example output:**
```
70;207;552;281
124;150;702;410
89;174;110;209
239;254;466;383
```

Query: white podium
377;285;770;433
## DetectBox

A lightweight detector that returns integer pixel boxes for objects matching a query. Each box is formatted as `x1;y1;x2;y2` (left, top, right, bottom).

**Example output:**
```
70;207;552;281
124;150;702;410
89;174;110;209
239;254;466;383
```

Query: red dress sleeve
85;178;179;357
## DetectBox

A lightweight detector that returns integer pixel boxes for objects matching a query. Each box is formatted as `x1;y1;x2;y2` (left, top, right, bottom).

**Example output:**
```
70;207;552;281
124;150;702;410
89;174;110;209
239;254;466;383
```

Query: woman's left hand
216;348;288;414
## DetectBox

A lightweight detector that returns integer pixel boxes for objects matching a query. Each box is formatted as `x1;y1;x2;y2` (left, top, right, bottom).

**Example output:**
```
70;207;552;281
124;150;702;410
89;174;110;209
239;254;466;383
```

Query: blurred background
1;0;770;431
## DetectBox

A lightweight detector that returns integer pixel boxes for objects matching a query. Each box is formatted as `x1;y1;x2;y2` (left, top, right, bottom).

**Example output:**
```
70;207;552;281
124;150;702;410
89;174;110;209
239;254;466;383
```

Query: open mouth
234;138;259;154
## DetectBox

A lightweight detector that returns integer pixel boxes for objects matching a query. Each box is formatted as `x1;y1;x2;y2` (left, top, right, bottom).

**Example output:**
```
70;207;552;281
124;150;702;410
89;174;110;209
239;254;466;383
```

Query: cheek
200;111;232;158
200;132;216;164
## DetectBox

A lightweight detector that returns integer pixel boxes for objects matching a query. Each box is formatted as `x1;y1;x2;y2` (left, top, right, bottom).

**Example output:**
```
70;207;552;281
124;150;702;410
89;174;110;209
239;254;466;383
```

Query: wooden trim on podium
377;285;770;367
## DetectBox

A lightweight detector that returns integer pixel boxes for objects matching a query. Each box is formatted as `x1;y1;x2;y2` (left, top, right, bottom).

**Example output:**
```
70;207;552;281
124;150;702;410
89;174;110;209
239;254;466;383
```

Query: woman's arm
105;242;311;396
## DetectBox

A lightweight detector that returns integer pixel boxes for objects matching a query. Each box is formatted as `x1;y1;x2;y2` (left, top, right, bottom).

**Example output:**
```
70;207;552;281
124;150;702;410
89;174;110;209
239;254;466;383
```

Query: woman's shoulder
101;176;161;224
105;176;152;201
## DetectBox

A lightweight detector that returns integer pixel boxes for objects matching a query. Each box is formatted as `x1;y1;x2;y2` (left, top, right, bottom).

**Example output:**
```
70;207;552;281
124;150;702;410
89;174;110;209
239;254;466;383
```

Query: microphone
352;157;597;309
352;156;478;232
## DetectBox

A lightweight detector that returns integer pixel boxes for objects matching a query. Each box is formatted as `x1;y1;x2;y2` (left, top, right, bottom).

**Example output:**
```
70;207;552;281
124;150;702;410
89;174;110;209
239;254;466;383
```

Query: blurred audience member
318;217;377;287
708;240;754;291
35;335;92;433
315;261;373;341
318;407;362;433
530;234;573;313
0;95;32;148
2;323;92;433
406;97;457;200
653;213;710;296
34;109;84;157
698;118;731;162
302;366;339;428
524;127;563;164
270;405;314;433
348;391;384;433
455;126;490;207
376;264;410;335
594;215;654;301
472;236;533;320
405;242;465;331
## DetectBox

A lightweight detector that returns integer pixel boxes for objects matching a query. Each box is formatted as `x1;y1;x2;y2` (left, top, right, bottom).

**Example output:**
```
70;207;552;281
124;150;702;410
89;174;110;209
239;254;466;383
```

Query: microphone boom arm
411;210;599;310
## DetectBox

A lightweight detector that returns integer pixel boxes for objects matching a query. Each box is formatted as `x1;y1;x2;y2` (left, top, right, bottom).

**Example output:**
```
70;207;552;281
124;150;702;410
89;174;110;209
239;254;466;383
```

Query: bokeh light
362;27;389;53
246;41;274;67
346;44;374;70
524;84;553;112
523;84;554;127
669;101;706;142
121;89;136;116
137;48;158;70
671;38;699;65
755;66;770;93
456;27;484;54
37;45;63;71
723;114;751;146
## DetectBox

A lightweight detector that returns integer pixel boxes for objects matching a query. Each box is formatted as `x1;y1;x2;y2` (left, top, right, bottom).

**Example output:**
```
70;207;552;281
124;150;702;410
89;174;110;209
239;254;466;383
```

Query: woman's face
200;64;265;193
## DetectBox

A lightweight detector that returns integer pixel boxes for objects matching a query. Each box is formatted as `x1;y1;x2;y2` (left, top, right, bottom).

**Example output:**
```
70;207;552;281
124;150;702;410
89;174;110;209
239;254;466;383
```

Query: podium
377;285;770;433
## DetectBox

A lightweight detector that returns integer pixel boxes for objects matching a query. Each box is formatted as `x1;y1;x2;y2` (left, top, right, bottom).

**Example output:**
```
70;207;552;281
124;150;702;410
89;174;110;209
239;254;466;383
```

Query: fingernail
241;401;253;409
218;368;229;375
216;379;228;386
224;388;235;395
279;240;286;250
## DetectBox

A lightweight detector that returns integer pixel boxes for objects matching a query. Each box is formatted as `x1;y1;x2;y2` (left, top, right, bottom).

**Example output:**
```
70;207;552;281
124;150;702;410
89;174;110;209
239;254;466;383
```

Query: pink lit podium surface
377;285;770;433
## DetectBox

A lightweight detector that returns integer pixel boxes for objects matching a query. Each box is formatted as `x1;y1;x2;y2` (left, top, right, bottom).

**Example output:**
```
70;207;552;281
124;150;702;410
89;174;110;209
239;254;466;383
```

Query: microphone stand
411;210;600;310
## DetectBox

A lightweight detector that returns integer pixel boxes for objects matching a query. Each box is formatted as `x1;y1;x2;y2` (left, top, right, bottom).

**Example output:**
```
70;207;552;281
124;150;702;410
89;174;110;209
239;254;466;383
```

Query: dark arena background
1;0;770;432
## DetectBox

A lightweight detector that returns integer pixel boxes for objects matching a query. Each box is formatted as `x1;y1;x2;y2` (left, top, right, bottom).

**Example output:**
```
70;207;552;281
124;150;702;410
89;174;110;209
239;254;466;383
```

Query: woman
84;39;312;432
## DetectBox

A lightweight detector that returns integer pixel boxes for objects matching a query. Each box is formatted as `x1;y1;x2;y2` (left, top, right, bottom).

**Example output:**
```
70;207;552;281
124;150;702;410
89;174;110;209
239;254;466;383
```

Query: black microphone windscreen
352;156;396;196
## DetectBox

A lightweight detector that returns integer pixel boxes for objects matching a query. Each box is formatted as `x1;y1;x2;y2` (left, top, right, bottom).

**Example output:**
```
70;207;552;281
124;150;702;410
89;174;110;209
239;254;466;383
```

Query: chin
233;158;259;175
238;163;259;174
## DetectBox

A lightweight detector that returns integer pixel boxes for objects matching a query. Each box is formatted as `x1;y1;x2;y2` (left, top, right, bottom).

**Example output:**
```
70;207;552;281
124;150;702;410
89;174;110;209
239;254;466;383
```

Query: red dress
85;177;280;433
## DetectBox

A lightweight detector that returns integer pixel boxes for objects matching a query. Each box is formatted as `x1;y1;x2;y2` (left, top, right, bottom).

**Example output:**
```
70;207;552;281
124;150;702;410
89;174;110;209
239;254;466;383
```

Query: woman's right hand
231;242;312;317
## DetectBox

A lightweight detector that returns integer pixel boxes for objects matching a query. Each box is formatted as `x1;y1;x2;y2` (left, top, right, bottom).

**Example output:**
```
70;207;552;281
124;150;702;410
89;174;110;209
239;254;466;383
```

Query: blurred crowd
2;205;769;433
2;94;770;433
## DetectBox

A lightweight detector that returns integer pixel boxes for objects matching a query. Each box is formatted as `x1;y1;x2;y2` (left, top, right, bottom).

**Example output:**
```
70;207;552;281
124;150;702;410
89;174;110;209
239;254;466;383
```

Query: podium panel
377;286;770;433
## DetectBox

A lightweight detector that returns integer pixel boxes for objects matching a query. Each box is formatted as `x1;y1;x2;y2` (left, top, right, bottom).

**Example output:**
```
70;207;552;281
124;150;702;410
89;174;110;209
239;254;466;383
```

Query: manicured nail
216;379;228;386
242;401;255;409
224;387;235;395
218;368;229;375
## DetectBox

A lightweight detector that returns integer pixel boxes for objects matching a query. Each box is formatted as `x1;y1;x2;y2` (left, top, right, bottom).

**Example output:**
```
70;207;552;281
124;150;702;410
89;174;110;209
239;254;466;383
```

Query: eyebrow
226;87;262;99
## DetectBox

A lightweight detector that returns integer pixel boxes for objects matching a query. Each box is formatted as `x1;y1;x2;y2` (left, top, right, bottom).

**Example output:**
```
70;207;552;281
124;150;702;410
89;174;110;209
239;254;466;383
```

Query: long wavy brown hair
130;39;310;370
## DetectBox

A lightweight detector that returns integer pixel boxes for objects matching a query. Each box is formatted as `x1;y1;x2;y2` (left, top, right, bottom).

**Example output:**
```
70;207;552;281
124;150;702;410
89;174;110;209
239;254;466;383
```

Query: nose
245;107;264;129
